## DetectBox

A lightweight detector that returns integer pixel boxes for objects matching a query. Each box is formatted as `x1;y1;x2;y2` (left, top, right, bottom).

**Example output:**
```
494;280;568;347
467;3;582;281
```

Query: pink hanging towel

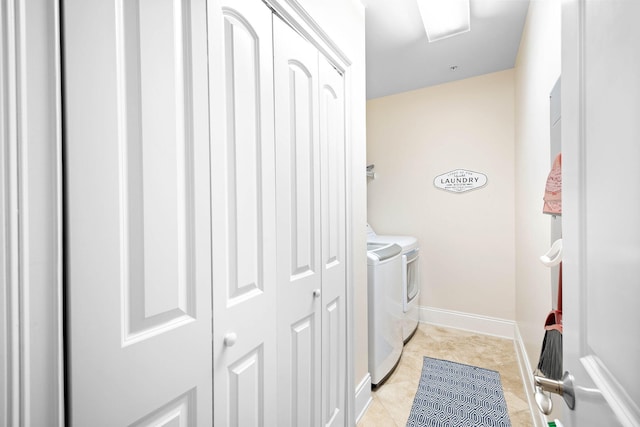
543;153;562;215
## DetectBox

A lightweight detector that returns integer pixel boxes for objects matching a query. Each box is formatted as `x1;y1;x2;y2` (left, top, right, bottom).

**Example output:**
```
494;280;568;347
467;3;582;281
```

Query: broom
537;263;563;380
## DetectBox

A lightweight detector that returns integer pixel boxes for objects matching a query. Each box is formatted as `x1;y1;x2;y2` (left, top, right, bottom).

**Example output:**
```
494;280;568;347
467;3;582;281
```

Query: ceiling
363;0;530;99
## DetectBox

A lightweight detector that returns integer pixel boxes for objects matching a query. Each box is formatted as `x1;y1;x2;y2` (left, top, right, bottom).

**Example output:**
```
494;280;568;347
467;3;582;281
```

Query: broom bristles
537;329;563;380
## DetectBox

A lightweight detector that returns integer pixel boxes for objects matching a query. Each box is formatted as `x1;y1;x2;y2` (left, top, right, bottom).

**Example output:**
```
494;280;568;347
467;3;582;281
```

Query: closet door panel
208;1;277;425
274;16;322;427
289;61;317;277
64;0;212;424
319;57;347;427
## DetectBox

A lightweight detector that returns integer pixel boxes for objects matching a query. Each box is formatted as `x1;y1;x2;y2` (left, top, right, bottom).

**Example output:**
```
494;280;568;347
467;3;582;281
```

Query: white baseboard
354;373;372;423
419;306;515;339
514;324;548;427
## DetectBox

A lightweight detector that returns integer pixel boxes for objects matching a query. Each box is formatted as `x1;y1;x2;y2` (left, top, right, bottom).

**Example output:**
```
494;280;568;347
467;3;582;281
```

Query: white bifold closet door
318;47;347;427
64;0;346;424
273;15;322;427
273;16;347;427
63;0;213;425
208;0;278;425
210;7;347;426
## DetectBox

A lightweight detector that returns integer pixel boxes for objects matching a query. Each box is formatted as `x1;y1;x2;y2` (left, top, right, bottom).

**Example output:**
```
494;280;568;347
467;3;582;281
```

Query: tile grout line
358;323;534;426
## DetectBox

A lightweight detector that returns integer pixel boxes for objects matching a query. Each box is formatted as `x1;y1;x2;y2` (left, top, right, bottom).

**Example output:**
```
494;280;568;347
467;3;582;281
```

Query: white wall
513;0;561;372
367;69;516;321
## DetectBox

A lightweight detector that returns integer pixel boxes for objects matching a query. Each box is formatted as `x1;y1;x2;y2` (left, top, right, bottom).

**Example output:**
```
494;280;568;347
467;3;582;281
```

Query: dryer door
403;249;420;312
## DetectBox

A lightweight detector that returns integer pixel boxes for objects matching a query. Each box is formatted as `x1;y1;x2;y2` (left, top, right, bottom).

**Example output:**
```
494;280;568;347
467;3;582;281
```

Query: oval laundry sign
434;169;487;193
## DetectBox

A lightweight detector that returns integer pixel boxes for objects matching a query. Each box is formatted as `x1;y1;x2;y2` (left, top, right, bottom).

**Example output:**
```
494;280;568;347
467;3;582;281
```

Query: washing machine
367;224;420;343
367;242;403;386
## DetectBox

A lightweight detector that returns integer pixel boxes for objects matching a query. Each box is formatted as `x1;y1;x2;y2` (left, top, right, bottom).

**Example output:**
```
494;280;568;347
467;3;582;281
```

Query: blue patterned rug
406;357;511;427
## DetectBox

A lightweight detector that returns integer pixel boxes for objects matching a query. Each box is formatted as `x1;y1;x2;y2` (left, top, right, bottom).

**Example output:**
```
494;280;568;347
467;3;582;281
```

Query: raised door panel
273;16;322;427
121;0;197;341
208;0;277;425
319;57;346;427
291;315;318;426
130;389;197;427
64;0;212;425
227;348;265;426
289;60;317;278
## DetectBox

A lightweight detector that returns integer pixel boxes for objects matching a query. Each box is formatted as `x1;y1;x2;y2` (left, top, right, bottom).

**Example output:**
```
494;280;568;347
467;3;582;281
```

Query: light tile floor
357;324;534;427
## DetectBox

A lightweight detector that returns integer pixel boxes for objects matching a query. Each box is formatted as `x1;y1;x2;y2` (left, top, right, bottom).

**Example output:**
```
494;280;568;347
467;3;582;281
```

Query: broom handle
558;262;562;313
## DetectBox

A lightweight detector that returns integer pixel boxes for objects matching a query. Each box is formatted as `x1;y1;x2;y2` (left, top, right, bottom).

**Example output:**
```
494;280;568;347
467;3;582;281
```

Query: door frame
1;0;358;425
1;0;65;425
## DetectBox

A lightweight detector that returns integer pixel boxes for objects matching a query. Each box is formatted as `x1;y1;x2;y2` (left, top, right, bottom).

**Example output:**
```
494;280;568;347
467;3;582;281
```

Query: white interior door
207;0;278;425
274;16;322;427
318;57;347;427
63;0;212;425
562;0;640;425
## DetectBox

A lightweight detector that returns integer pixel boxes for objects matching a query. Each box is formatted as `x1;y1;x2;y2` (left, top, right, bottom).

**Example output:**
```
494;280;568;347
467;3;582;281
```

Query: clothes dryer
367;242;403;386
367;224;420;342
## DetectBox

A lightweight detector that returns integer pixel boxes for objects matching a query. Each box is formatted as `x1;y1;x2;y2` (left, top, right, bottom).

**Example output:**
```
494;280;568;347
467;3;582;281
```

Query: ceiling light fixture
416;0;471;42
